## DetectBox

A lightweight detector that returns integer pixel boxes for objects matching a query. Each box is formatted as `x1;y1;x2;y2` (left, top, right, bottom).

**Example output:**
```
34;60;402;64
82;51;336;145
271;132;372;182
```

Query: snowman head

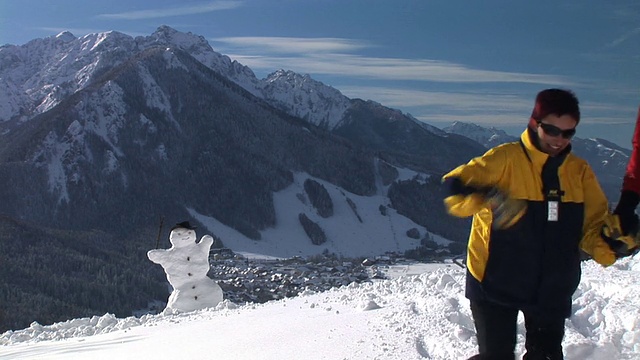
169;221;197;248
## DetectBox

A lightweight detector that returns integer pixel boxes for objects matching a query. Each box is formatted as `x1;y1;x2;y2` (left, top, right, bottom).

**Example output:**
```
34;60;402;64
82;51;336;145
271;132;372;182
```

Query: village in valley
206;249;461;305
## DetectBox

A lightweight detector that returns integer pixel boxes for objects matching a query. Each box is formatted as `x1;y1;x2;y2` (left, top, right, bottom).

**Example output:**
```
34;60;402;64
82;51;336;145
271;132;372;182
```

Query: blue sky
1;0;638;148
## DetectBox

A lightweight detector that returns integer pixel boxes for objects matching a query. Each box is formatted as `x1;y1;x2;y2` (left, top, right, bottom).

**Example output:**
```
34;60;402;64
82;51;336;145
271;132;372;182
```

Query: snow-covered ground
1;256;638;360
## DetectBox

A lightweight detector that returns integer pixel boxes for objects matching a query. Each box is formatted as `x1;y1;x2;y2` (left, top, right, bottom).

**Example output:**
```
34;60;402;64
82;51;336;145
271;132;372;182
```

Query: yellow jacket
442;128;614;316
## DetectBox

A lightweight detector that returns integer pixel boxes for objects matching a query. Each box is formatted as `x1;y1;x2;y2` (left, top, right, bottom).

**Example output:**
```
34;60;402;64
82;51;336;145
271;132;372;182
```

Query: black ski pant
469;300;565;360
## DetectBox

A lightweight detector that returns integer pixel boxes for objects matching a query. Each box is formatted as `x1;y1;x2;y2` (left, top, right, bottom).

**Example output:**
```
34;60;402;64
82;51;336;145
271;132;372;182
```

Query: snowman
147;221;224;313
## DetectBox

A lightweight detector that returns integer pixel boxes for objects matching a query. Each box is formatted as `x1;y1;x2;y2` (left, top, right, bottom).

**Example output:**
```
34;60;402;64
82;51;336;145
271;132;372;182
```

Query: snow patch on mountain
138;114;157;133
261;70;350;130
588;139;629;161
55;31;75;43
156;144;168;161
0;78;28;121
30;80;131;202
32;116;94;204
103;150;119;174
138;63;175;123
189;172;446;259
79;81;127;155
162;49;188;71
34;132;72;204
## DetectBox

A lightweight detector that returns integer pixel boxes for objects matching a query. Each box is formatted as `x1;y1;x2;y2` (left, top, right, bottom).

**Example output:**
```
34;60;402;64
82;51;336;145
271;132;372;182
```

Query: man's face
535;114;578;157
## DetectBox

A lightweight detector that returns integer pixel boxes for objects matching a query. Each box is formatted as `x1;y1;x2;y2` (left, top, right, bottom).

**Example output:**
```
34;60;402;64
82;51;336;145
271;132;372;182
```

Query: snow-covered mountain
0;26;484;332
0;26;348;130
0;26;246;122
0;25;481;237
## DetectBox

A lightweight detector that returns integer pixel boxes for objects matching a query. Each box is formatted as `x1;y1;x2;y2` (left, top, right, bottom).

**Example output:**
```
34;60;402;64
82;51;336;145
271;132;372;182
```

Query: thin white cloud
213;36;370;54
608;27;640;48
336;86;529;111
97;1;242;20
215;36;569;85
580;116;636;126
227;52;570;85
418;113;635;127
211;35;632;129
415;104;638;127
325;85;534;126
417;113;526;126
335;86;637;128
579;102;640;123
217;35;632;131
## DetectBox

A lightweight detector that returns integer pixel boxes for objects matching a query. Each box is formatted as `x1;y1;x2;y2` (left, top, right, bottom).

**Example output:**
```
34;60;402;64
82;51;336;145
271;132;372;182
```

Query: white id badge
548;201;558;221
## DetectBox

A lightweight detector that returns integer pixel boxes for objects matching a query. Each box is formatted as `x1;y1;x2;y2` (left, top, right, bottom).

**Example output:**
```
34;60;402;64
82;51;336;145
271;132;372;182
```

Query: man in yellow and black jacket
442;89;637;360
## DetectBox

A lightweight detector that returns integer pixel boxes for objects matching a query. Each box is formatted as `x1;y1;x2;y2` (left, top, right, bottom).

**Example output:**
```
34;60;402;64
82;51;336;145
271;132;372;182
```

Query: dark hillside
0;215;166;333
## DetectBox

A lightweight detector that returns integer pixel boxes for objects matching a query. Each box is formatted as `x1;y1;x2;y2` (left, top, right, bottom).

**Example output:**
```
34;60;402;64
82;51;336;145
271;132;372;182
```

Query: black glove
442;178;527;229
485;188;527;229
602;214;640;258
613;190;640;236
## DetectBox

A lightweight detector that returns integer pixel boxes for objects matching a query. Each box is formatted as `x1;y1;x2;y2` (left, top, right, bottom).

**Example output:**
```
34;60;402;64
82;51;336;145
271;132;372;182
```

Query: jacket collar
520;127;571;167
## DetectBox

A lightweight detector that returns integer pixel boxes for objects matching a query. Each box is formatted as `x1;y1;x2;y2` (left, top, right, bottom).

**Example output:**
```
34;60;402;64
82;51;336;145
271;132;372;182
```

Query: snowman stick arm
155;216;165;249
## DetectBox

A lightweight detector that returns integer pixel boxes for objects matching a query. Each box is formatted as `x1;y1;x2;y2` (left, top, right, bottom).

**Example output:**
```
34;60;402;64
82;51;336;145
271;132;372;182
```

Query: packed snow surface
1;257;639;359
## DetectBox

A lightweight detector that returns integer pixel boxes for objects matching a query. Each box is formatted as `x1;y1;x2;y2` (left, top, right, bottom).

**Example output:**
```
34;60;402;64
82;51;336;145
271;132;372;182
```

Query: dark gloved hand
602;214;640;258
613;190;640;236
617;212;639;238
485;188;527;229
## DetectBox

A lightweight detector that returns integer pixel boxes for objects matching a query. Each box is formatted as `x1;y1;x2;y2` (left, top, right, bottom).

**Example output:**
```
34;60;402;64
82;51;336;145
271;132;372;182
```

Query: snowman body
147;227;223;313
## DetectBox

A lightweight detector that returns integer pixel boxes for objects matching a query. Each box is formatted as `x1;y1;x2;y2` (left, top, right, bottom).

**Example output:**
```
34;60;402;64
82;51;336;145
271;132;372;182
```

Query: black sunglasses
538;122;576;139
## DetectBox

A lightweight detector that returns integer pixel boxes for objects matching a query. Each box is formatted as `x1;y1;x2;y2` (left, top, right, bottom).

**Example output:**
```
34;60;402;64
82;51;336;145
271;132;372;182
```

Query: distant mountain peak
267;69;312;82
447;121;507;134
262;69;350;129
146;25;210;52
444;121;515;148
55;31;76;42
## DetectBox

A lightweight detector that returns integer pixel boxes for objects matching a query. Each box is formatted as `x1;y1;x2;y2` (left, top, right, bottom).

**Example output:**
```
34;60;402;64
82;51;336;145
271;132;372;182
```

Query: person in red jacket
610;107;640;253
